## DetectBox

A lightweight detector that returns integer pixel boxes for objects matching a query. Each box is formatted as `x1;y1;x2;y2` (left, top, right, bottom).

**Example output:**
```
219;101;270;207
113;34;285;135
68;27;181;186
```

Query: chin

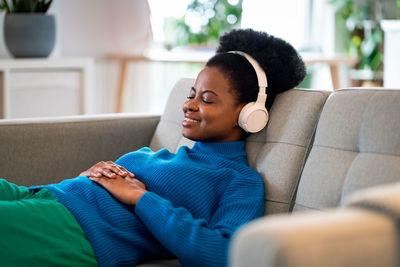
182;131;196;141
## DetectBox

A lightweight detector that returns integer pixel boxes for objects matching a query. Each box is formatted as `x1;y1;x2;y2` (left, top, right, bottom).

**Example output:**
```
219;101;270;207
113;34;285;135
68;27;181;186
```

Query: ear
234;103;246;126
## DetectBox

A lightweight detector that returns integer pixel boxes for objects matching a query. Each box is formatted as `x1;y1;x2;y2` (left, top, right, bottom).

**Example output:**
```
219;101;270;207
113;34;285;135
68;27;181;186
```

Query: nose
182;98;199;113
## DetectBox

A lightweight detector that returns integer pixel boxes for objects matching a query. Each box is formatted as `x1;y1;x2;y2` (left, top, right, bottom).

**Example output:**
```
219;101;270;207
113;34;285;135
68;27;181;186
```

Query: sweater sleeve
134;176;264;267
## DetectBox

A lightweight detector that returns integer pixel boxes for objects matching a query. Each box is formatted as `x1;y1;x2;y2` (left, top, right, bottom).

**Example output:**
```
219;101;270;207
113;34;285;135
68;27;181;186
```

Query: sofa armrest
0;113;160;186
344;183;400;214
229;207;397;267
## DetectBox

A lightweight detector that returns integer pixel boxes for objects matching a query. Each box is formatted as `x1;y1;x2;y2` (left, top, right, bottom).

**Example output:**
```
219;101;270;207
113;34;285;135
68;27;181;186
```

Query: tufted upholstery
293;89;400;212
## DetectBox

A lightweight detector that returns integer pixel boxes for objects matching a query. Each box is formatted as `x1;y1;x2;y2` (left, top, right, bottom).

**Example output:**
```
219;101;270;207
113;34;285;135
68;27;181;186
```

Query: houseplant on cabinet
329;0;399;86
0;0;55;57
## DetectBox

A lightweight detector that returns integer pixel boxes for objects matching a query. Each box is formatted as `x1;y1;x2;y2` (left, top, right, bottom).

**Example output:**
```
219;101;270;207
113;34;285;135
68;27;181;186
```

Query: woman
0;29;306;267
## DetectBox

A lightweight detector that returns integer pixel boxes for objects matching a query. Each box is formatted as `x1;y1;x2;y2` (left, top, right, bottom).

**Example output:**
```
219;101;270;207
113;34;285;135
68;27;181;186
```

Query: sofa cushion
150;78;195;152
293;89;400;212
151;78;330;215
246;89;330;214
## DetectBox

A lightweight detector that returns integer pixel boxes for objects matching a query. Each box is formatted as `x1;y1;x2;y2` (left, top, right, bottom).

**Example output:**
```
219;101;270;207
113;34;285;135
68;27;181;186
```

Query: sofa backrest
150;78;330;215
0;114;159;186
246;88;330;214
293;89;400;212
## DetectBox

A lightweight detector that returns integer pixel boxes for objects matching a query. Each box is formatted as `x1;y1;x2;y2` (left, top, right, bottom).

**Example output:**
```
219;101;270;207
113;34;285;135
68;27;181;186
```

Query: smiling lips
182;116;200;127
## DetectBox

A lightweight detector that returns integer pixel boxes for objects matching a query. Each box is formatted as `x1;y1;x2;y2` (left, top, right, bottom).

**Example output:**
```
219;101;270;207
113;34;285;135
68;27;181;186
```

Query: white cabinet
381;20;400;88
0;58;93;119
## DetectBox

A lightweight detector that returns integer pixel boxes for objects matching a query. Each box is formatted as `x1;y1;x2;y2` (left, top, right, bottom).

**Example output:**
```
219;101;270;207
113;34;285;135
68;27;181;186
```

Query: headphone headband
228;51;268;89
228;50;269;133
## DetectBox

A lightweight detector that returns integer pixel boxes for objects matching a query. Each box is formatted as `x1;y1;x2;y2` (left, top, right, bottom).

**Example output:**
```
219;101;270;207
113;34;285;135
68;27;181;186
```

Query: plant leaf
0;0;11;13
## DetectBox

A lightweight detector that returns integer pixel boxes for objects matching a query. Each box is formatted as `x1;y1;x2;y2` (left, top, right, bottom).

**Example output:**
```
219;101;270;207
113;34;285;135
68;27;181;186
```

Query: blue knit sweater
41;141;264;267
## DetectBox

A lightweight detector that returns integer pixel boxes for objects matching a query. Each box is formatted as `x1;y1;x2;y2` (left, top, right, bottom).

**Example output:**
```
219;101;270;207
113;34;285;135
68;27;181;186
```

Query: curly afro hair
206;28;306;110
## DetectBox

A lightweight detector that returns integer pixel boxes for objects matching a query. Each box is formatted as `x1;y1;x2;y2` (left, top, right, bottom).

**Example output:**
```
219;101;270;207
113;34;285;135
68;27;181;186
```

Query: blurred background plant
163;0;243;49
0;0;53;13
329;0;398;85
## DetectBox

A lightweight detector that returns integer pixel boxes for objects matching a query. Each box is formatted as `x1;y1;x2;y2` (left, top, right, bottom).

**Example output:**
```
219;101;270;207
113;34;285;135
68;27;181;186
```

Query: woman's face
182;66;245;142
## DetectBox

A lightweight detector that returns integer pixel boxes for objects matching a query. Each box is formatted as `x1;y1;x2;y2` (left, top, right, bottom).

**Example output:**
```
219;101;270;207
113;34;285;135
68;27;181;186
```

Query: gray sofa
1;78;399;267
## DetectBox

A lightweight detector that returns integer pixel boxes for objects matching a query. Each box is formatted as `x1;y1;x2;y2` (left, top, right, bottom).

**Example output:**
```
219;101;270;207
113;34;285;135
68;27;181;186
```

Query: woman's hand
80;161;134;179
90;175;148;205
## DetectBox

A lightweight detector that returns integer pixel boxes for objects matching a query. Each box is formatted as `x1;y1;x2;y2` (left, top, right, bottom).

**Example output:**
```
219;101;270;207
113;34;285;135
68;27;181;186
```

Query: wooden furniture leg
116;59;128;113
330;64;340;90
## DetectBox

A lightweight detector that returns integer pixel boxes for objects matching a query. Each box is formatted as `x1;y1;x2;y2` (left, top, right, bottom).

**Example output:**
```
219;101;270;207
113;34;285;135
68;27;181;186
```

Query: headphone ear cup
238;102;269;133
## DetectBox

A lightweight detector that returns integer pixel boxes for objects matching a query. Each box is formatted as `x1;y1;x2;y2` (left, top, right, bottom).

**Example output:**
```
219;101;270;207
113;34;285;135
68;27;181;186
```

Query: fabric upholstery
0;114;159;186
229;207;397;267
293;89;400;212
345;182;400;219
246;89;330;214
150;78;195;152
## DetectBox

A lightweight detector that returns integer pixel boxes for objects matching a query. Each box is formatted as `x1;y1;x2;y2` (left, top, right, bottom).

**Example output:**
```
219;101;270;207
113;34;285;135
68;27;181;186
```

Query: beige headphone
228;51;269;133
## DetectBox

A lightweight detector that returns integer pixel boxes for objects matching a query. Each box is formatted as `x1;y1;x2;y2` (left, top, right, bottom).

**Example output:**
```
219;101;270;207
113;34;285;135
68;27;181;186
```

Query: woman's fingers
100;167;118;178
105;161;135;178
81;161;135;179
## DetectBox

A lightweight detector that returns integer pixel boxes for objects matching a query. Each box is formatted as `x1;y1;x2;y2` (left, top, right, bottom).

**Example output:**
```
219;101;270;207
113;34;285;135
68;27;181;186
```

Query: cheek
207;109;240;128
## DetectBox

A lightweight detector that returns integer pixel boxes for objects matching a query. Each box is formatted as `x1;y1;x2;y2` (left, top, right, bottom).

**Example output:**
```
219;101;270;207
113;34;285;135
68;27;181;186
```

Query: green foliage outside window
329;0;399;72
164;0;243;48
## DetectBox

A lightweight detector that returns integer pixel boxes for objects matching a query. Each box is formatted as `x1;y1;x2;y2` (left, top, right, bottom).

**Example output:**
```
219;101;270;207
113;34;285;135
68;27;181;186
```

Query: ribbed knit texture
40;141;264;267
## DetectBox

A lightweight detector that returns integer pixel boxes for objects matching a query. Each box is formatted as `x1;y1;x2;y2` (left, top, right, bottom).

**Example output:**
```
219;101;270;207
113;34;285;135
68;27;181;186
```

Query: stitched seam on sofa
337;88;400;93
356;91;375;153
288;92;331;212
294;202;326;211
246;140;307;148
264;199;289;204
312;145;400;157
2;117;161;127
293;89;332;95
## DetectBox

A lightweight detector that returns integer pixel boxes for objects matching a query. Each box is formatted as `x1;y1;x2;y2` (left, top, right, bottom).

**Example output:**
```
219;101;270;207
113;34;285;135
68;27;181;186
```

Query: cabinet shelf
0;58;93;119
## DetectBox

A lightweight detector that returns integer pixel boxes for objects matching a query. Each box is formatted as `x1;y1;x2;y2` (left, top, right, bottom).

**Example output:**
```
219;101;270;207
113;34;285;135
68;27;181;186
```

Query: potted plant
0;0;55;58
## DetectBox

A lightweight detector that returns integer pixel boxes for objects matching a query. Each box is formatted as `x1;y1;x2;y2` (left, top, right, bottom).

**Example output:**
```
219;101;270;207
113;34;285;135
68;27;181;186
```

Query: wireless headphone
228;51;269;133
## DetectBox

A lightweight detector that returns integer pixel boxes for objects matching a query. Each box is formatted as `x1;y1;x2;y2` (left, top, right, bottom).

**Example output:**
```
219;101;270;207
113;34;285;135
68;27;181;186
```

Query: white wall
51;0;154;114
382;20;400;88
51;0;152;57
0;0;341;117
1;0;155;115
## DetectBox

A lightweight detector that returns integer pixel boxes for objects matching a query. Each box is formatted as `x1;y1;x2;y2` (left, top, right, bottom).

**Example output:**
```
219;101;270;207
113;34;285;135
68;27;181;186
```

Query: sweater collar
191;141;247;160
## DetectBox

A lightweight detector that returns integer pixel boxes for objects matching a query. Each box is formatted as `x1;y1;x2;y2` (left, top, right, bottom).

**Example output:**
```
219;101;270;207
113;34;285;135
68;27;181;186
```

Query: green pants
0;179;97;266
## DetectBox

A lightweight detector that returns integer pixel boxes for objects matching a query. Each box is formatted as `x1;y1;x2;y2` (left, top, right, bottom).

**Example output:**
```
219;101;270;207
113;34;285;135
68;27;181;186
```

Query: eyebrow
191;87;218;96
